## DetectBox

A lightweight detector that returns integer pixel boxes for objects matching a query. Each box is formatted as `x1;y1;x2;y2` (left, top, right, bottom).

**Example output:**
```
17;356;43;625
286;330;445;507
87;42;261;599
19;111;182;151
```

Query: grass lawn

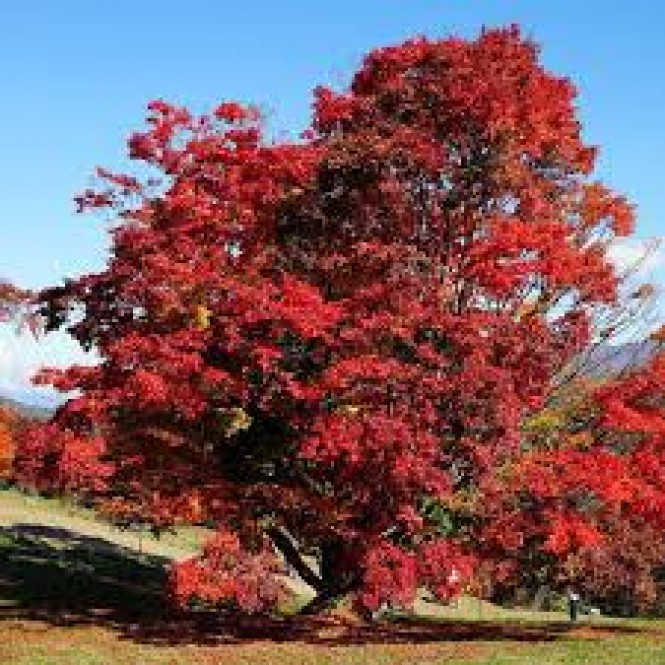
1;486;664;664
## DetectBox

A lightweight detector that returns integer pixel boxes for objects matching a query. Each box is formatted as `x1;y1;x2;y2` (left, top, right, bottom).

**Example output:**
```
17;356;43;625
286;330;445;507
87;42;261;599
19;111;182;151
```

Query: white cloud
0;328;96;406
607;238;665;277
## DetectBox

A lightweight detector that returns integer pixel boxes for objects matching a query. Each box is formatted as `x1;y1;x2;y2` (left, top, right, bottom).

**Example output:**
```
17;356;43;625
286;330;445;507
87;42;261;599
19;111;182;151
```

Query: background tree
485;354;665;613
16;26;662;616
563;516;665;617
0;408;18;480
0;280;31;481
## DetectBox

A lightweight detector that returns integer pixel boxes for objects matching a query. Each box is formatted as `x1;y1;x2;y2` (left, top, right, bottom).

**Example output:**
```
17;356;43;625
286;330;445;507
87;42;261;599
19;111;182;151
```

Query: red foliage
564;516;665;616
14;423;112;494
169;530;288;614
480;359;665;607
17;26;657;614
359;541;419;612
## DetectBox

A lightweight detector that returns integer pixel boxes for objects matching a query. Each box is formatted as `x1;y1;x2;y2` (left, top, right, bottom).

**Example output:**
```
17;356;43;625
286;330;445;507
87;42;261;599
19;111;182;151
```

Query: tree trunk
265;526;324;593
299;537;362;615
267;529;364;616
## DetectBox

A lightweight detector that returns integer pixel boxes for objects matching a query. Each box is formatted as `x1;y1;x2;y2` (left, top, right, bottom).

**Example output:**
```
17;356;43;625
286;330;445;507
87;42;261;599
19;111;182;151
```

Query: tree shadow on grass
0;523;654;648
0;524;168;621
126;612;650;649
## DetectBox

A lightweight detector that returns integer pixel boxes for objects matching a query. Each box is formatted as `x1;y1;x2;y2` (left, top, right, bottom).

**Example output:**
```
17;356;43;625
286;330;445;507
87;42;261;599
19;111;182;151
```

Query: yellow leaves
281;186;305;202
447;490;478;513
194;304;212;330
563;432;594;451
514;296;546;323
337;403;364;417
230;407;252;431
523;410;564;433
515;301;536;320
220;407;253;437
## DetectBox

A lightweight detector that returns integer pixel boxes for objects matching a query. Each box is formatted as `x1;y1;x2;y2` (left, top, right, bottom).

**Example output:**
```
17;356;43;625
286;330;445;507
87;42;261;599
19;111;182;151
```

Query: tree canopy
15;26;665;615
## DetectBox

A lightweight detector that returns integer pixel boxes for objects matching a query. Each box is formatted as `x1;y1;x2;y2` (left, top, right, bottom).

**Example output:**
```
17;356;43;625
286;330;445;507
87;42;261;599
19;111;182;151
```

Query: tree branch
266;526;324;593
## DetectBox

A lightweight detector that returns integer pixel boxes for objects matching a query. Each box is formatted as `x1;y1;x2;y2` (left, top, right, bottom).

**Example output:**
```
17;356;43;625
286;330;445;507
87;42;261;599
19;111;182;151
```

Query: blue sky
1;1;664;401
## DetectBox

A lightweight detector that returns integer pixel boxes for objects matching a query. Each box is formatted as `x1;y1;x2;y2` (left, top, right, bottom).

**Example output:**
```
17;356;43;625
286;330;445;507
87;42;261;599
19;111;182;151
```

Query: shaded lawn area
0;499;664;663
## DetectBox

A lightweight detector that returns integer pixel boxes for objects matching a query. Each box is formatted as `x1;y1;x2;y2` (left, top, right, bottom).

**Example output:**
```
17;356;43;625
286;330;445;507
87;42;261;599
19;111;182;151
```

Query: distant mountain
581;339;660;378
0;394;53;421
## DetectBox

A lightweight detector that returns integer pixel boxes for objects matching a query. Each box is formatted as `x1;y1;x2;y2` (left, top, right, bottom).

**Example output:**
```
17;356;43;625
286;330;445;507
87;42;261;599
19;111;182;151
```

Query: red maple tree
16;26;660;615
479;359;665;611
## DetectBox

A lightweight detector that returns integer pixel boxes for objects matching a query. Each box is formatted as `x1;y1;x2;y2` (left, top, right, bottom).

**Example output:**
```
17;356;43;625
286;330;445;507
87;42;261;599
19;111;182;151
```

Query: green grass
1;487;664;664
471;633;665;664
